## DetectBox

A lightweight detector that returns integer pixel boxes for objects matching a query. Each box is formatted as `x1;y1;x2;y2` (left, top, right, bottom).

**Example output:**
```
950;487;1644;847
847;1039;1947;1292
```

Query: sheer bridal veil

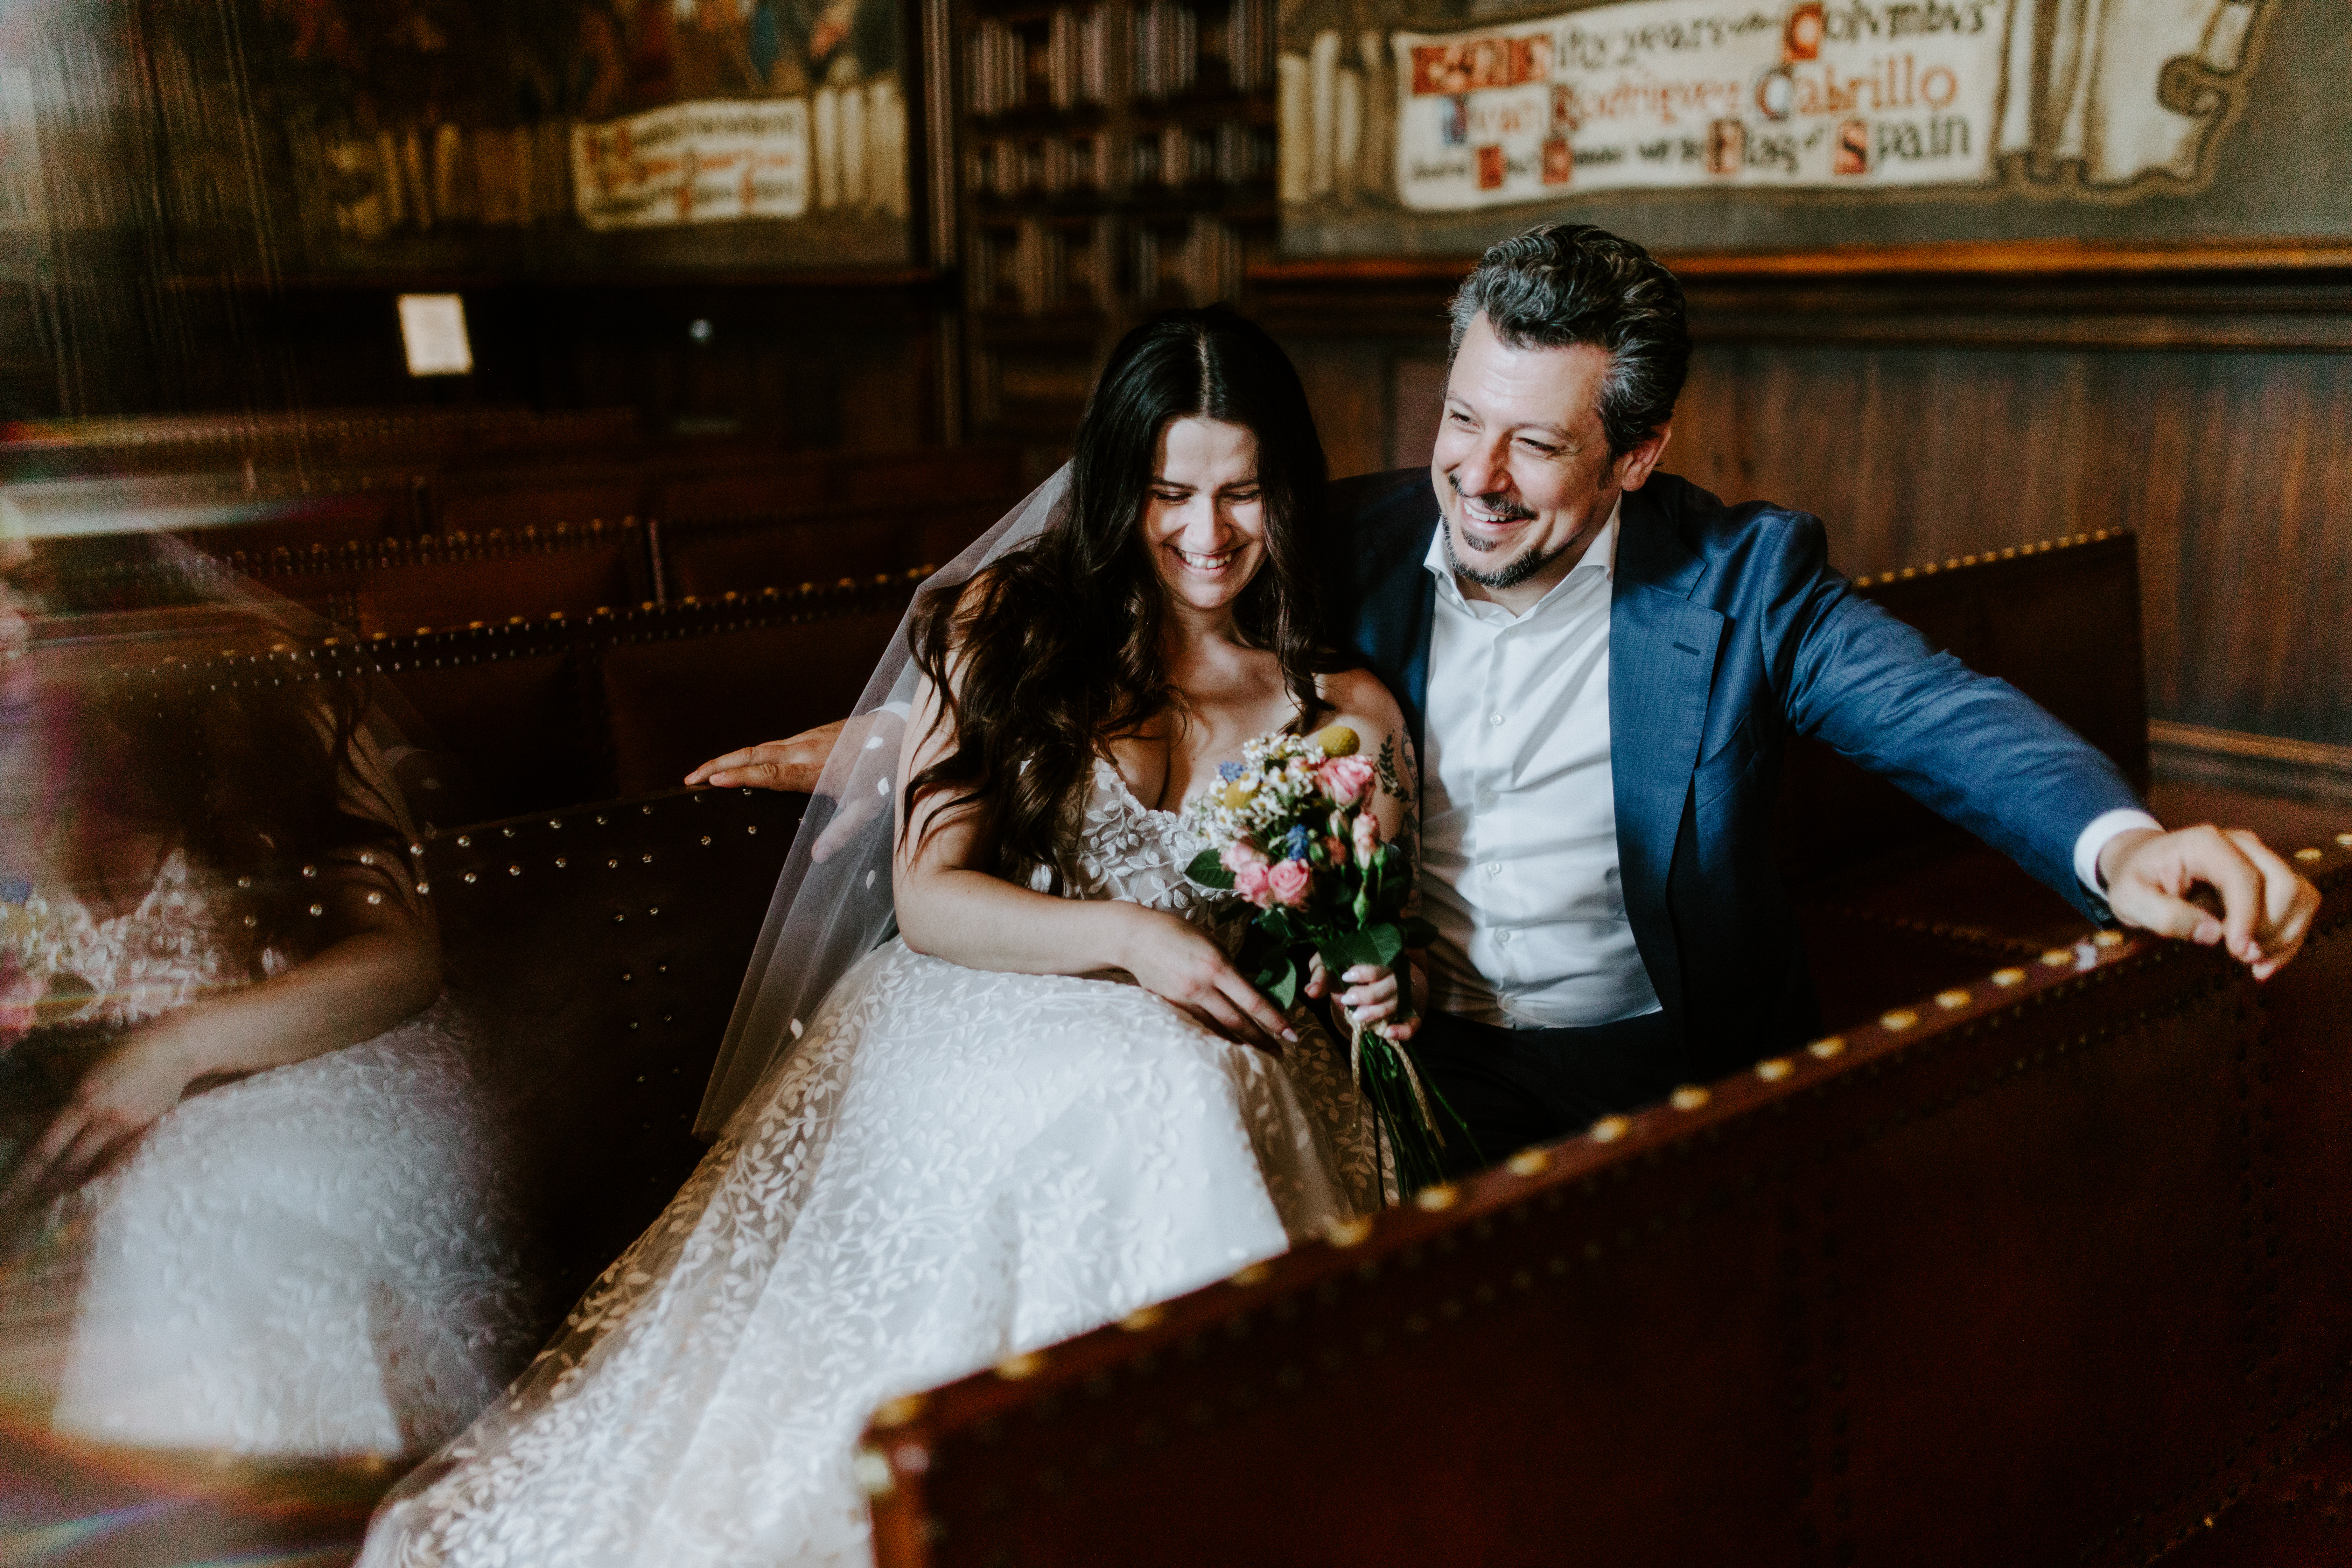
693;467;1071;1136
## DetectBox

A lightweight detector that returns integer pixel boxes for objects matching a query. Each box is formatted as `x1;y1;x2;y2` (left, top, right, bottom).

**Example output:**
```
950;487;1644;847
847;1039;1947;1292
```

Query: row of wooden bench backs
51;489;1019;640
4;442;1029;558
857;840;2351;1568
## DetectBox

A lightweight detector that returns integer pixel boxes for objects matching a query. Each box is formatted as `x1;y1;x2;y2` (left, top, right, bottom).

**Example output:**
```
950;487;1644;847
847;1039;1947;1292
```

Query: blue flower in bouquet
1217;761;1244;782
1282;824;1312;862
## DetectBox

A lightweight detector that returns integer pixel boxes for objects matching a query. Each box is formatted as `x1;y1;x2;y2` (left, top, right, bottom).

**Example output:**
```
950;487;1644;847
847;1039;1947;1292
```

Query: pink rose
1220;840;1268;874
1233;861;1274;906
1316;757;1376;807
0;953;38;1052
1352;812;1381;863
1265;859;1313;908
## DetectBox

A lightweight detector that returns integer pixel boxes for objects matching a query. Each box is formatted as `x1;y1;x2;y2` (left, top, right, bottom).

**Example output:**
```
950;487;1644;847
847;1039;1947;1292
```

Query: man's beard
1441;493;1569;591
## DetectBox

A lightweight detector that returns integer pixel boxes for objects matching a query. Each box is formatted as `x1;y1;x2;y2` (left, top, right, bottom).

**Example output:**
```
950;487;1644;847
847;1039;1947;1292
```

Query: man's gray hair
1447;223;1692;457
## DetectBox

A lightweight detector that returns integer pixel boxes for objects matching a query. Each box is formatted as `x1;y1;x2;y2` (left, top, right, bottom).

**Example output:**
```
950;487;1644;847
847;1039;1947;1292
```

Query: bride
360;306;1419;1566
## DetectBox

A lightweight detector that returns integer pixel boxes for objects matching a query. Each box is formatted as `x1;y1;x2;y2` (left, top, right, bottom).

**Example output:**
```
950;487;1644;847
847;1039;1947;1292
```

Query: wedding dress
361;756;1380;1568
0;849;537;1455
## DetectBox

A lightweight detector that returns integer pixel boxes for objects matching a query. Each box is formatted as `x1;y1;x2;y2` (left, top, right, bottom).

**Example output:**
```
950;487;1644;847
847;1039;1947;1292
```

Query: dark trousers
1408;1007;1686;1178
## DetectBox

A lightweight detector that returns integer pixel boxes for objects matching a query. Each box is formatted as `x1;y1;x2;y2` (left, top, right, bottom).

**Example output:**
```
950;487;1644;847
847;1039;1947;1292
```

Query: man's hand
2098;825;2322;981
686;719;849;793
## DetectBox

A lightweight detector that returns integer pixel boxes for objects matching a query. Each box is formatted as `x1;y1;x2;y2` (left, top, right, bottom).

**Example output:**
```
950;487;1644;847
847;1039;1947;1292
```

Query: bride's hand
0;1019;200;1212
1113;905;1298;1055
686;719;849;793
1305;954;1424;1042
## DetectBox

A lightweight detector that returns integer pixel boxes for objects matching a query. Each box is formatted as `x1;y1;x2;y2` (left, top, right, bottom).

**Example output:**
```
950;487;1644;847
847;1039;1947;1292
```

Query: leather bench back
418;785;806;1318
858;847;2348;1568
1779;530;2149;891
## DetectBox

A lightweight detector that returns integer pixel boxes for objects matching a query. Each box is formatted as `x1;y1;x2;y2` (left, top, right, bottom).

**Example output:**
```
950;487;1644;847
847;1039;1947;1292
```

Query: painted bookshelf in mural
954;0;1279;436
1275;0;2349;254
149;0;913;271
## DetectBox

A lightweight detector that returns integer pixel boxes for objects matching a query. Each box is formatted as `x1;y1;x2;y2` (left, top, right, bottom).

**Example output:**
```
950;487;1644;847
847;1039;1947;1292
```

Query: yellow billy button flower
1315;724;1360;758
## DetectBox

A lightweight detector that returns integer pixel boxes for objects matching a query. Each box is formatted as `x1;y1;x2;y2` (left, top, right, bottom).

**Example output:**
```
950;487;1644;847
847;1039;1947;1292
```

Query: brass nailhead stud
462;872;478;884
1589;1115;1630;1143
995;1352;1044;1381
1991;967;2026;986
1228;1262;1270;1287
2336;833;2351;848
365;891;383;905
415;882;430;894
1670;1086;1710;1111
1415;1183;1460;1211
1808;1036;1846;1059
1881;1009;1919;1031
2093;931;2124;948
872;1393;927;1428
1756;1057;1793;1082
456;835;471;848
508;864;522;876
1325;1217;1375;1248
2040;948;2075;967
1935;989;1970;1009
1506;1148;1552;1176
2294;847;2322;863
1120;1305;1166;1331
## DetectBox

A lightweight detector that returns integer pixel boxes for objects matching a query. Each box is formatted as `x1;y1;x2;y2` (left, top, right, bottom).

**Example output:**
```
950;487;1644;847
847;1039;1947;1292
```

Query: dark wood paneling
1259;249;2352;758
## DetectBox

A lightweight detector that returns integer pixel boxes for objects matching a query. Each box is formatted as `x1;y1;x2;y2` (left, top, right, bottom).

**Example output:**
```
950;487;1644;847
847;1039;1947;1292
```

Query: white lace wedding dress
362;758;1380;1568
0;850;537;1455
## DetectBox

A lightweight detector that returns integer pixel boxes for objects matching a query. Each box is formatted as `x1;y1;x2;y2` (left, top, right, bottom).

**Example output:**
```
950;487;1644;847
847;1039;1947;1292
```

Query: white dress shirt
1416;505;2161;1031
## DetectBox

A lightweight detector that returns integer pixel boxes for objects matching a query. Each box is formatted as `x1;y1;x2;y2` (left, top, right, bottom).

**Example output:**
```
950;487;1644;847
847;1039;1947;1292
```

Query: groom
697;222;2320;1168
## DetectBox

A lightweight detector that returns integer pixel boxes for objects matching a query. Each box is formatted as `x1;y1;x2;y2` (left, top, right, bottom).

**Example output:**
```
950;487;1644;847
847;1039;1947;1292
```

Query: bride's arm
891;666;1297;1053
1;860;438;1210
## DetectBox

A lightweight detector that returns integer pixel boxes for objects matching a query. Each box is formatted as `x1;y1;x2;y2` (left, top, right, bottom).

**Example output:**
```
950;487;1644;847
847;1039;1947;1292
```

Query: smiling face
1431;312;1672;611
1142;415;1268;623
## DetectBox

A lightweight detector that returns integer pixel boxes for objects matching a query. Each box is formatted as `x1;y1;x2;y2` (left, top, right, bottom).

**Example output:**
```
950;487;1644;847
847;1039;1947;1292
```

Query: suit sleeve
1757;512;2144;921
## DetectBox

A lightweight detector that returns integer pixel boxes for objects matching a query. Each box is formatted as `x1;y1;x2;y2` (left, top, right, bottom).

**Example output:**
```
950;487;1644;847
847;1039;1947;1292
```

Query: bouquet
1183;724;1467;1195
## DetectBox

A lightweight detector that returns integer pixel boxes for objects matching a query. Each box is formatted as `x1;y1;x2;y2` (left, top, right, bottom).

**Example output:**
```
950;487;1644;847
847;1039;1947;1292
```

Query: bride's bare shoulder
1314;667;1405;739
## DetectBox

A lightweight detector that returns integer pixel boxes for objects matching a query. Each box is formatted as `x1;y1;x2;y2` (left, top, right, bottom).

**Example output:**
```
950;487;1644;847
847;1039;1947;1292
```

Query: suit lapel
1351;510;1440;760
1610;487;1723;1019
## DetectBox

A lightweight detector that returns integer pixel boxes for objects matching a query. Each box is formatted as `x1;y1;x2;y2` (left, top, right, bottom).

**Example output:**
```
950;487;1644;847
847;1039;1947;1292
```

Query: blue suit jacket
1323;468;2144;1078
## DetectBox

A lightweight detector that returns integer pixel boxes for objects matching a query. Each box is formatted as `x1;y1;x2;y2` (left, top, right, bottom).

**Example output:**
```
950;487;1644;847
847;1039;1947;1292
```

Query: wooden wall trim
2151;722;2352;807
1257;236;2352;284
1248;241;2352;351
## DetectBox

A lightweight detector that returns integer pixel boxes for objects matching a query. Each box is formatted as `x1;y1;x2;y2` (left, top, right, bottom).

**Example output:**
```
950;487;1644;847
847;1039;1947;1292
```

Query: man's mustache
1445;475;1537;531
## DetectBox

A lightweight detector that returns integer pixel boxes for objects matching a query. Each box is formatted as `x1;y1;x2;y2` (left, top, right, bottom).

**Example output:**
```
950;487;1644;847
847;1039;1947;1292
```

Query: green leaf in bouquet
1319;922;1406;976
1186;849;1236;890
1257;950;1299;1010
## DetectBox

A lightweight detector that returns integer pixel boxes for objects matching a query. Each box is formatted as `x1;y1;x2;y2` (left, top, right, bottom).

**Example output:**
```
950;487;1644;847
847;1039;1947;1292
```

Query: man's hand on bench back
688;712;900;863
2099;825;2322;981
688;719;852;795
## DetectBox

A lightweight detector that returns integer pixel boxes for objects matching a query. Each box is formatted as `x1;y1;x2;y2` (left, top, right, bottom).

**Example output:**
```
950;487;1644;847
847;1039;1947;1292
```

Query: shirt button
1485;861;1502;876
1479;790;1497;808
1489;712;1505;727
1496;930;1513;945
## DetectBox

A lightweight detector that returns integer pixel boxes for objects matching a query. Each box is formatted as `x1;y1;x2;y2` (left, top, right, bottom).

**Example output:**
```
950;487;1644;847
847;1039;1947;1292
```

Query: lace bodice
8;852;259;1033
1035;757;1227;923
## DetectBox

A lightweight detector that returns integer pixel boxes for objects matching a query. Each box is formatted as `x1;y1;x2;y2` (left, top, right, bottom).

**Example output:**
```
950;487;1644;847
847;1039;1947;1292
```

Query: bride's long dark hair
907;305;1337;888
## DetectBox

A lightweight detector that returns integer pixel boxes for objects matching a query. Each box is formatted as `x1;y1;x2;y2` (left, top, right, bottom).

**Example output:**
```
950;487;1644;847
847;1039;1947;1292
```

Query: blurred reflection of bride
0;532;537;1457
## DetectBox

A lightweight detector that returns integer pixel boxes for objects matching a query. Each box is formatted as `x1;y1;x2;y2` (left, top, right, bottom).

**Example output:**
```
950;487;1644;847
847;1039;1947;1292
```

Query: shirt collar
1423;496;1623;617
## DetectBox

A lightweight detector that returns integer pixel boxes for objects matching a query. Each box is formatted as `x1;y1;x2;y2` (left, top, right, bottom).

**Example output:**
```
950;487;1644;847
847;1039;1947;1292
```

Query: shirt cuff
2074;807;2165;892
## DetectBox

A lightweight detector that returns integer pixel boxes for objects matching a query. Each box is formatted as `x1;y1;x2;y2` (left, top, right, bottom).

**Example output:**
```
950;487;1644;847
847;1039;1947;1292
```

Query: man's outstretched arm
1765;514;2319;979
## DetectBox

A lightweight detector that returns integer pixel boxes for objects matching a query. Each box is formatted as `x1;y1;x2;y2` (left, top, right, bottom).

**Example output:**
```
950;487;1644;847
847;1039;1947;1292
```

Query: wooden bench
1785;530;2152;1026
417;785;808;1318
856;839;2351;1568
